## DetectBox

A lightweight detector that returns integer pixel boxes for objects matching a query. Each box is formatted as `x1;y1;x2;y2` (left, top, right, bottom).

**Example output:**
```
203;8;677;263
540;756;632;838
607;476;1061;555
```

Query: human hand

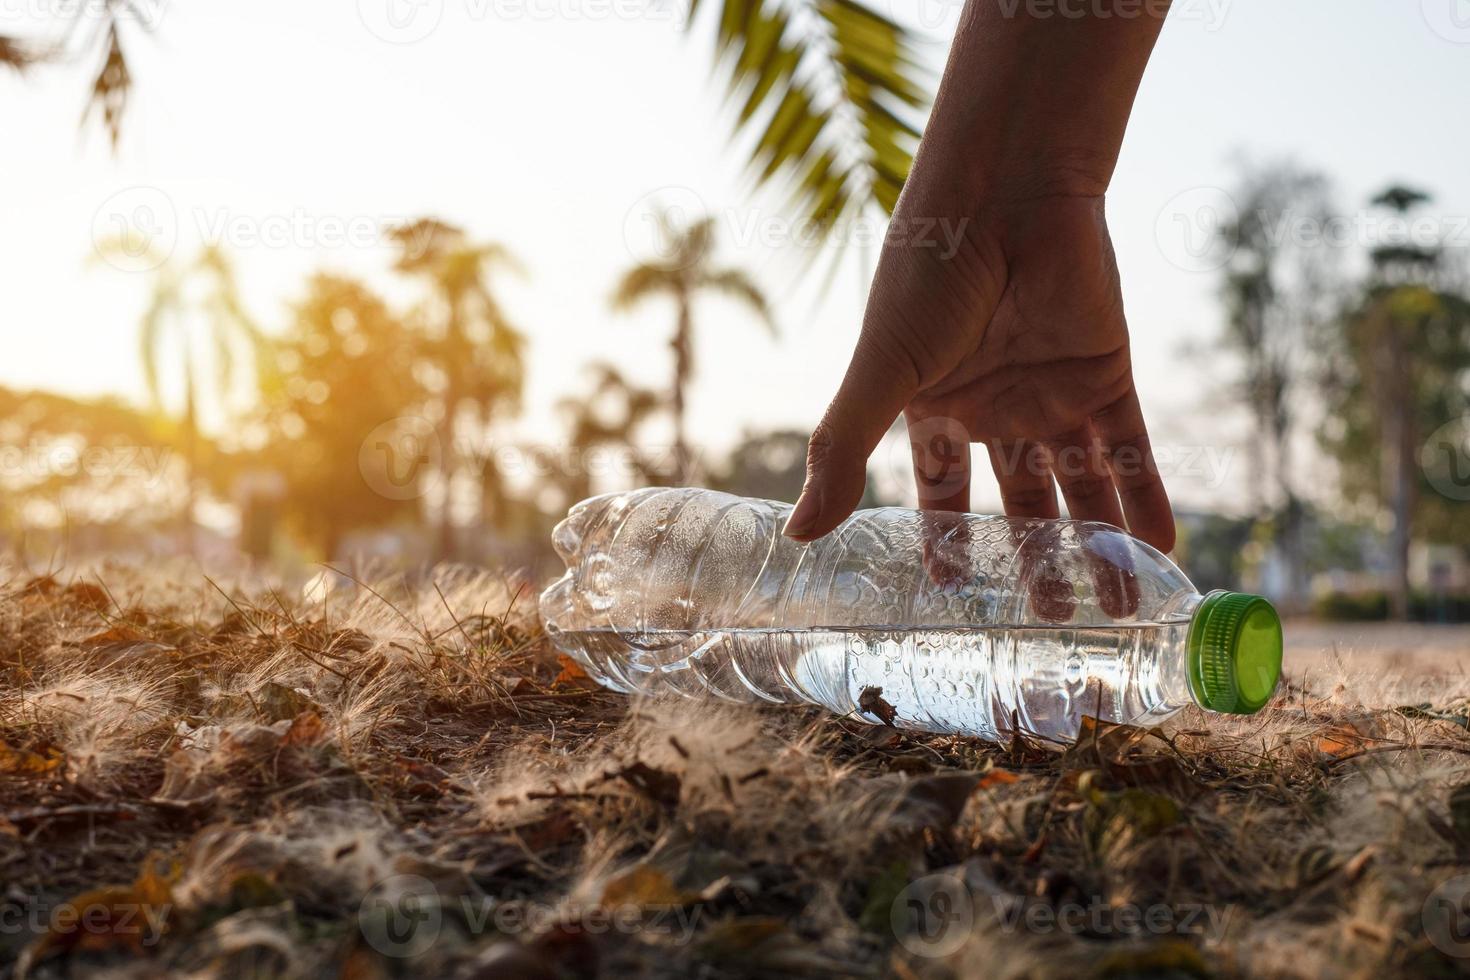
782;189;1174;554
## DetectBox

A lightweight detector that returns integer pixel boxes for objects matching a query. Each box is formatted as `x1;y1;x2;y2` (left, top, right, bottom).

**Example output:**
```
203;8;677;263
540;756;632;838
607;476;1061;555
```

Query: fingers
908;413;973;587
985;439;1059;520
1043;428;1139;619
986;441;1072;623
784;342;918;541
1045;425;1127;529
907;411;971;513
1092;388;1175;553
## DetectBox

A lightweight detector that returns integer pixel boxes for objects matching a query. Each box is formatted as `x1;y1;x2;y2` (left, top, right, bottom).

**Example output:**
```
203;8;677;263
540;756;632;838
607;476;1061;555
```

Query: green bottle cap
1186;591;1283;715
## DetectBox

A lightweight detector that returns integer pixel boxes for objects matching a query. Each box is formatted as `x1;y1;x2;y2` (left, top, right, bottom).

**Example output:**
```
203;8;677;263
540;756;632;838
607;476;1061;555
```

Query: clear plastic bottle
538;487;1283;742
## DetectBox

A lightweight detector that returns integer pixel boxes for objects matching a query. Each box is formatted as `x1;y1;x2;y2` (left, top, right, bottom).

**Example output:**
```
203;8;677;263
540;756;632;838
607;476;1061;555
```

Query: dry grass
2;564;1470;979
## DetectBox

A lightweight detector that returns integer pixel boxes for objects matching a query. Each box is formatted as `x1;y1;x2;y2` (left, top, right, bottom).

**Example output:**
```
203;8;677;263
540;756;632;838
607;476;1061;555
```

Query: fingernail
783;490;821;540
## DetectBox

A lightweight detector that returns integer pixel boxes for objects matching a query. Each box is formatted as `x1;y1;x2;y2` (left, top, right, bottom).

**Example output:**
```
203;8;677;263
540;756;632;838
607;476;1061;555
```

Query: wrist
915;0;1168;202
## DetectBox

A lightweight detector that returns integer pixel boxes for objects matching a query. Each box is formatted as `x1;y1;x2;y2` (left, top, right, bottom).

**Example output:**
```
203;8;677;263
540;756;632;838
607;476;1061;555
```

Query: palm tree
556;363;668;504
611;211;775;483
98;244;268;545
390;219;527;561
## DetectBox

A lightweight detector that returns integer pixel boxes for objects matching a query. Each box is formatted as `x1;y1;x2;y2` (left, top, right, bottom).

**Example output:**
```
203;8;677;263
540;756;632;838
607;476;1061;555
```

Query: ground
2;565;1469;979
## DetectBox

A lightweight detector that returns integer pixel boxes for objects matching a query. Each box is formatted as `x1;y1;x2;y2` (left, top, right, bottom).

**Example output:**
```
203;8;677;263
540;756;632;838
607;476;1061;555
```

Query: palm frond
611;264;682;311
702;267;777;336
82;23;131;150
0;36;40;71
699;0;930;237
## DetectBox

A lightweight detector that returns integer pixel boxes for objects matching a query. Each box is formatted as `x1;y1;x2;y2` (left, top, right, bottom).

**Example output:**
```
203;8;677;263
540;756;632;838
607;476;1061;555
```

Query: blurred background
1;0;1468;634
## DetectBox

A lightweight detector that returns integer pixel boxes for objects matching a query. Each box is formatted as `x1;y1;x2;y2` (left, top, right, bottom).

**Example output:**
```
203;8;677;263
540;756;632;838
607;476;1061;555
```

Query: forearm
918;0;1170;200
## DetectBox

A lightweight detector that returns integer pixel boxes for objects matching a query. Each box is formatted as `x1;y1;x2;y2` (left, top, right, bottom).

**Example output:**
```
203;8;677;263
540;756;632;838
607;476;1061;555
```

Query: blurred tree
1321;186;1470;618
612;211;775;483
713;429;809;502
0;385;181;553
263;274;427;559
1213;162;1340;611
555;363;667;504
100;244;269;546
712;427;884;506
390;219;527;561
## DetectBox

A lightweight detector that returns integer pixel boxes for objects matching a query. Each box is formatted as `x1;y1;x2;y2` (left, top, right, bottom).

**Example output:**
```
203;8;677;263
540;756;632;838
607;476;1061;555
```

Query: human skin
782;0;1176;554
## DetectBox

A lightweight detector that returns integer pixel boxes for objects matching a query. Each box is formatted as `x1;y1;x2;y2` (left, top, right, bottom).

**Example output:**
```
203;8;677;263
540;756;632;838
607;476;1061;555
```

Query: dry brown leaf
976;768;1020;790
0;741;64;776
80;625;148;649
1316;725;1364;758
20;853;176;967
65;582;111;614
553;654;600;690
859;686;899;727
600;865;695;909
282;710;327;747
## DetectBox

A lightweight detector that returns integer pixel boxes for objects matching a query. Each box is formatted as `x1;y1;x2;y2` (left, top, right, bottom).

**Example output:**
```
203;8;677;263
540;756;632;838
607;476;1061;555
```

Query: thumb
784;339;917;541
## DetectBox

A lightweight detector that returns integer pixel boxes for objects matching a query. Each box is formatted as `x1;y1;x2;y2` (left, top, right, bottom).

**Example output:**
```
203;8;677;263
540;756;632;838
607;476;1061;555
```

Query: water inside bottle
553;619;1196;740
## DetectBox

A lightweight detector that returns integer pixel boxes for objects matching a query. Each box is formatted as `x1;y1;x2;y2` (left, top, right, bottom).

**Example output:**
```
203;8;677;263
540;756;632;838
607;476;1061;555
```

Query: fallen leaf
19;853;177;968
600;865;695;909
1062;716;1195;794
282;710;326;747
976;768;1020;790
859;686;898;727
0;740;64;776
554;655;600;690
1097;939;1209;978
64;582;111;614
1316;724;1364;758
80;625;148;649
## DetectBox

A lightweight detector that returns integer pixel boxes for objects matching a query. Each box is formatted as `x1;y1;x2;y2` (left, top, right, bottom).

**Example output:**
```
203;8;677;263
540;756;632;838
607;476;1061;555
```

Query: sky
2;0;1468;514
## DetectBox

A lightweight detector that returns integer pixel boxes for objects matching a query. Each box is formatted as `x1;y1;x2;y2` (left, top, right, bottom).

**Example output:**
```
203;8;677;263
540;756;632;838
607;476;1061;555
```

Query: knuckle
1002;485;1054;511
1059;473;1111;501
